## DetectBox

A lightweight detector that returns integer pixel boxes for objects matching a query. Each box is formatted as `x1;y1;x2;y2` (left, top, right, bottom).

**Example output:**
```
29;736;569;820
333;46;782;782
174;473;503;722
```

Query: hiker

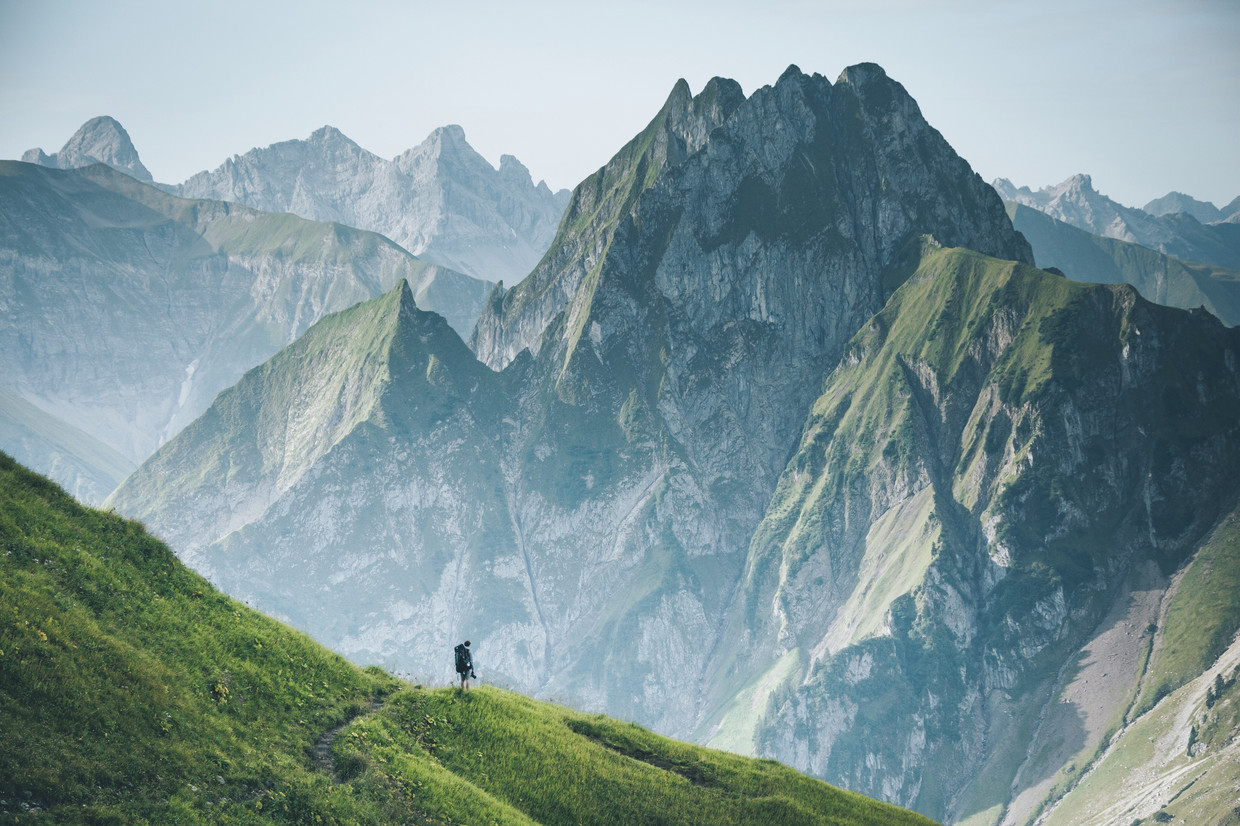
454;640;476;690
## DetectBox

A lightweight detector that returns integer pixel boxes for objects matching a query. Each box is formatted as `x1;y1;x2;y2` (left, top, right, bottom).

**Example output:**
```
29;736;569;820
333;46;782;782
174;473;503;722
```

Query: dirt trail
311;698;387;782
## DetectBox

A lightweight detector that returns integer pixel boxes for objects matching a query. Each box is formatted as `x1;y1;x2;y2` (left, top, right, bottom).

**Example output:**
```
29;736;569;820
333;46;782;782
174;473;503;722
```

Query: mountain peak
666;77;693;106
1061;172;1094;192
834;61;890;88
430;124;469;145
395;124;487;175
23;115;153;183
306;125;357;147
498;154;533;185
778;63;805;83
1143;190;1224;223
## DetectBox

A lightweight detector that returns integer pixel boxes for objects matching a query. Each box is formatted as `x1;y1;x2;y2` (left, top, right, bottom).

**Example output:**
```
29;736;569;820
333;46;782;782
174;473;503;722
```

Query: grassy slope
1138;506;1240;714
0;451;396;824
735;239;1240;821
105;282;407;521
1032;501;1240;824
336;686;937;826
0;452;936;825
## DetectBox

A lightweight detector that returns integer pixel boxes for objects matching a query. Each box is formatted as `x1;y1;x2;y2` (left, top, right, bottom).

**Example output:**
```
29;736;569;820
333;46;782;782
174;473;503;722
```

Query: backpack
454;643;468;672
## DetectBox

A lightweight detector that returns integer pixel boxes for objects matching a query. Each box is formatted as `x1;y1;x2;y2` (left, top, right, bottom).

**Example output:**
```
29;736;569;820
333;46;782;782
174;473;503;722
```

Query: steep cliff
731;242;1240;822
103;64;1240;824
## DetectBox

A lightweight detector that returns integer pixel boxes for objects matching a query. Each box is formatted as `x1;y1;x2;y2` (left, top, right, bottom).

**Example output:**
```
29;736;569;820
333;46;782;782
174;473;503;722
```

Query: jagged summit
473;62;1031;370
779;63;805;82
305;124;360;147
22;115;153;183
175;122;569;287
101;61;1240;824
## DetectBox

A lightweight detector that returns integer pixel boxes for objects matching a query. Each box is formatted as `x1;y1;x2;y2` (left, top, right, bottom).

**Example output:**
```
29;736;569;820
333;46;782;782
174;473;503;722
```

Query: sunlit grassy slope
0;452;935;825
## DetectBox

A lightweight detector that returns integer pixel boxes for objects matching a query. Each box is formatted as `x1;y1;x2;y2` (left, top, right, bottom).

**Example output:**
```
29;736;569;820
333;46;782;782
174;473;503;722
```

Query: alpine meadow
3;48;1240;826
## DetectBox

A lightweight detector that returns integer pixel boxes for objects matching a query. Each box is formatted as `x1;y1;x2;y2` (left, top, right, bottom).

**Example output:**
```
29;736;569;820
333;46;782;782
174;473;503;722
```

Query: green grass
1;452;935;824
1137;506;1240;715
0;451;396;823
335;686;936;826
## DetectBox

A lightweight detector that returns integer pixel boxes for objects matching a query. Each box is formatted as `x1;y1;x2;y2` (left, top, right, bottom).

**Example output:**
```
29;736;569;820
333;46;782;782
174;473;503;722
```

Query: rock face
174;124;571;286
22;116;154;183
0;161;484;502
1007;201;1240;326
735;242;1240;821
105;64;1240;826
993;174;1240;269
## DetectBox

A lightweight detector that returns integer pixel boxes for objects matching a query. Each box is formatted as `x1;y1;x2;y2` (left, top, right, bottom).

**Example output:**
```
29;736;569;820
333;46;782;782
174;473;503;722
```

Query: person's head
464;640;470;647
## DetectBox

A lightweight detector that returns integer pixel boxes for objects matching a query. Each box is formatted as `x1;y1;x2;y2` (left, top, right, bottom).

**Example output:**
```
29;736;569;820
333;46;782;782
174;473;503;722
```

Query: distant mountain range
6;115;573;501
993;174;1240;270
172;124;571;285
1143;190;1240;224
1006;202;1240;326
0;161;485;502
23;115;570;287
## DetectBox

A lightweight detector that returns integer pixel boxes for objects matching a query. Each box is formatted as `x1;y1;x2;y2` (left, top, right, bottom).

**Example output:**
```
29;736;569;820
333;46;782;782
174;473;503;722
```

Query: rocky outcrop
22;116;153;183
174;124;570;286
101;64;1240;825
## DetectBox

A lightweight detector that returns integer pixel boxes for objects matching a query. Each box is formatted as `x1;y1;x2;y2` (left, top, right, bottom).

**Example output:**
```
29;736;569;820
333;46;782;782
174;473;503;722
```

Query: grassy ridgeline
0;452;935;825
335;686;936;826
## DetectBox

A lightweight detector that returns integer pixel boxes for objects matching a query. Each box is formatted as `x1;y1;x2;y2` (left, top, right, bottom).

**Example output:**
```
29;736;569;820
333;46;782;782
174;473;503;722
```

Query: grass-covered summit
0;451;935;824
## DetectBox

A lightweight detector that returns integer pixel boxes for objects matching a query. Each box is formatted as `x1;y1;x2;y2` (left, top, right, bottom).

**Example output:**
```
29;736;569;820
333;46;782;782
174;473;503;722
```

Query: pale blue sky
2;0;1237;208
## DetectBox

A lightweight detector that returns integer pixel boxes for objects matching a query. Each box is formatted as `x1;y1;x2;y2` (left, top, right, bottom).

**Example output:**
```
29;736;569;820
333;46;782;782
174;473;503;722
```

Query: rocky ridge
103;64;1240;826
740;242;1240;821
174;124;570;285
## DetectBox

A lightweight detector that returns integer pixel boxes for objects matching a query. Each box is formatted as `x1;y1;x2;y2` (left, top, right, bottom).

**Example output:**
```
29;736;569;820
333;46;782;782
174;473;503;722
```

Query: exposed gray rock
100;63;1240;826
993;174;1240;269
174;124;570;287
112;62;1031;738
22;116;153;183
